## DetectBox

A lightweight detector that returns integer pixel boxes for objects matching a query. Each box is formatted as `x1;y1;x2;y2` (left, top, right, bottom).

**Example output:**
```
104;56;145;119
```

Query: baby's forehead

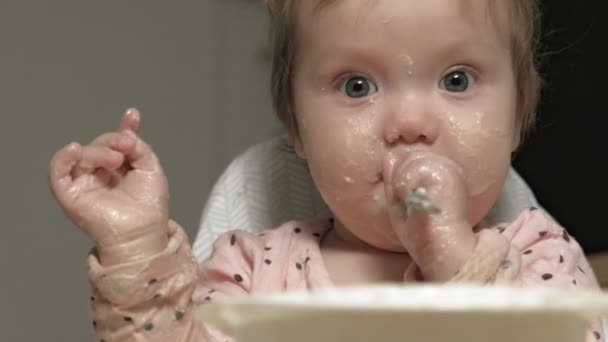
300;0;511;33
295;0;512;46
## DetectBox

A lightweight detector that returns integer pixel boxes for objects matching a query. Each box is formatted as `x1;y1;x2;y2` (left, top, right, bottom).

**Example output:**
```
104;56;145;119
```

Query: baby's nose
384;100;439;145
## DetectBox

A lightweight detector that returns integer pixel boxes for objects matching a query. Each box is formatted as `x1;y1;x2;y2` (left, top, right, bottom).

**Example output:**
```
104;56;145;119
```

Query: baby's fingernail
124;108;141;123
125;107;139;115
66;142;82;153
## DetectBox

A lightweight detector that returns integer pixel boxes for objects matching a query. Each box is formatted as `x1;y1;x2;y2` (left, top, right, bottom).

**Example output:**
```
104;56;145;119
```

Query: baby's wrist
97;224;169;266
409;222;477;282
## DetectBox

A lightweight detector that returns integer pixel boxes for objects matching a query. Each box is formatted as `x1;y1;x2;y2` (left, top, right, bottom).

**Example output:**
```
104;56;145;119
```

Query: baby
49;0;603;341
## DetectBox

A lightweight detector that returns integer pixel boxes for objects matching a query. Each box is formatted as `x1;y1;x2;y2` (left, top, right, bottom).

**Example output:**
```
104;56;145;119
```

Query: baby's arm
503;209;603;342
446;208;603;342
49;109;238;341
501;208;598;289
88;221;212;342
88;222;258;342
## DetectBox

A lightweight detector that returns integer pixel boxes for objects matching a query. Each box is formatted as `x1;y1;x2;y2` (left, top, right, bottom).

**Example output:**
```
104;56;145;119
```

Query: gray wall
0;1;281;340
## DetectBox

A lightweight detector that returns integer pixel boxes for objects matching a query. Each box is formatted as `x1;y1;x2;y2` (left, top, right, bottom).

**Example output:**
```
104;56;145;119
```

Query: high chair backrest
192;135;553;263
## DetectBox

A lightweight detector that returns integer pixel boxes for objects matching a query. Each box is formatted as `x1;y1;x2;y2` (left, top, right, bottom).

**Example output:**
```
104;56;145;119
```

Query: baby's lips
383;151;422;202
384;151;458;199
383;150;430;184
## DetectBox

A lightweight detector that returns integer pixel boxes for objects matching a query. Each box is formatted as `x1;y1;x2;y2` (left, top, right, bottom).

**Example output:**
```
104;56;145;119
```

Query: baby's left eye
439;70;475;92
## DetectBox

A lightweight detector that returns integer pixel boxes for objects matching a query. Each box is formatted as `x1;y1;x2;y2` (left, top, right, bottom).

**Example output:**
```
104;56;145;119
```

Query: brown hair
264;0;542;143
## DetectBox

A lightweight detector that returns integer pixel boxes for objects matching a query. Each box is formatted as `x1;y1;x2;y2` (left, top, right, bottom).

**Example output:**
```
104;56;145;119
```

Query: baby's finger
121;130;160;172
118;107;141;133
90;130;158;172
90;131;136;153
49;142;82;196
72;145;125;178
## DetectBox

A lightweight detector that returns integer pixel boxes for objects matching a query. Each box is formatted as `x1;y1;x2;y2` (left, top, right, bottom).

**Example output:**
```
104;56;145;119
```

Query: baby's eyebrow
312;44;383;65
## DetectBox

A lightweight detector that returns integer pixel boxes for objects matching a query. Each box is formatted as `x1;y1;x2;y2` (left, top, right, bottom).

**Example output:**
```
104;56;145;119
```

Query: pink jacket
87;208;603;342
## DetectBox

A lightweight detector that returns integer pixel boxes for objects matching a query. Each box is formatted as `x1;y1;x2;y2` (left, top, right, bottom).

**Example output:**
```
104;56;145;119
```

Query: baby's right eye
340;76;378;98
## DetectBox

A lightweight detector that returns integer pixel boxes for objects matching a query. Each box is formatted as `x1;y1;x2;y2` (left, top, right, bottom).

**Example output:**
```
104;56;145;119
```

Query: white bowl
194;284;608;342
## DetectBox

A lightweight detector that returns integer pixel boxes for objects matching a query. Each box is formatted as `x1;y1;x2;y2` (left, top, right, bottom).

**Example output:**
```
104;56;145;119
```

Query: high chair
192;134;553;263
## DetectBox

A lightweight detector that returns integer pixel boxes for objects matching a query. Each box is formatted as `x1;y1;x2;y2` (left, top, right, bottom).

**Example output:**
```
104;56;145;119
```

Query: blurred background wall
0;1;281;340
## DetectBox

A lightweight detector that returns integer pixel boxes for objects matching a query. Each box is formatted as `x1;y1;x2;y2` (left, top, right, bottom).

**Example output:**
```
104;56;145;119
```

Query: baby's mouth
368;173;383;184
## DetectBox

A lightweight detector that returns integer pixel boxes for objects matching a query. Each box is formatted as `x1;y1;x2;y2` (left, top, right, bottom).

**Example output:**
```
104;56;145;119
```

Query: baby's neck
320;228;413;287
328;220;375;249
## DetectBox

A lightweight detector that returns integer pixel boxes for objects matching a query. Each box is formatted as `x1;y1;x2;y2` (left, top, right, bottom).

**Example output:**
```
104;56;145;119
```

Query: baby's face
292;0;520;250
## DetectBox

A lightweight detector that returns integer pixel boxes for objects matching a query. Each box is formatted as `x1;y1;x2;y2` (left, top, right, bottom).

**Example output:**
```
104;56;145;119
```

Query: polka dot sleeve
500;208;604;342
443;208;604;342
87;221;212;342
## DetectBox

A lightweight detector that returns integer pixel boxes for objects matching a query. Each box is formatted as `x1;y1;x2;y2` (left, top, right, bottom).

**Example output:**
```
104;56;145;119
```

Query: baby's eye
340;76;378;98
439;70;475;92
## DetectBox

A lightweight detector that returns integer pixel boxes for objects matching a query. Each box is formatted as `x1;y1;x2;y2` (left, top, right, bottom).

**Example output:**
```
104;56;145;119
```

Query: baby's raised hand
49;108;169;265
384;151;476;281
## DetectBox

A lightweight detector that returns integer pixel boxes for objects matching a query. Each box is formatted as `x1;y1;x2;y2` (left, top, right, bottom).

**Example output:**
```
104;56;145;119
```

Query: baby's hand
384;151;476;281
49;108;169;265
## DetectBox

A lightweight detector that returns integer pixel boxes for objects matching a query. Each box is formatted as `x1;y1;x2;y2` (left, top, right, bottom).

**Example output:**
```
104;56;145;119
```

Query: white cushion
192;135;551;262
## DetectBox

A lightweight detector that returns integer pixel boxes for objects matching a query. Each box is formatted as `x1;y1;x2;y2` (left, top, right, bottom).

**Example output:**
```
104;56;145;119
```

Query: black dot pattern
562;230;570;242
88;218;604;341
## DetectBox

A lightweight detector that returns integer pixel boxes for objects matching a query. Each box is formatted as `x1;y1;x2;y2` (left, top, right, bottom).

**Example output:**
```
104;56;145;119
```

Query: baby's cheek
446;111;513;196
456;144;510;203
309;141;381;205
343;116;384;176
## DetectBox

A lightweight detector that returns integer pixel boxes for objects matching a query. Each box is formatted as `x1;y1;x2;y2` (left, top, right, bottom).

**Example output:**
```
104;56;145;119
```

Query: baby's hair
263;0;542;144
